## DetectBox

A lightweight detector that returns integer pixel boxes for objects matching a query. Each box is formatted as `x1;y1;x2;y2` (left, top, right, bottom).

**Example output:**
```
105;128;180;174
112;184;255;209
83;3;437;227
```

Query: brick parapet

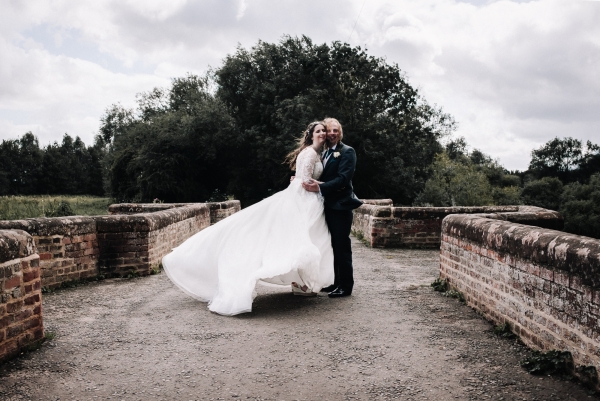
361;199;393;206
0;202;241;285
440;215;600;381
0;219;99;290
0;230;43;363
207;201;241;224
351;204;564;248
108;201;241;225
96;204;212;276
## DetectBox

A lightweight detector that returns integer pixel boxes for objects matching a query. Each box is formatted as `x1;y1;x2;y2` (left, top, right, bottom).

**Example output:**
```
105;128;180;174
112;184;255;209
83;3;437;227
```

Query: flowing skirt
161;179;334;316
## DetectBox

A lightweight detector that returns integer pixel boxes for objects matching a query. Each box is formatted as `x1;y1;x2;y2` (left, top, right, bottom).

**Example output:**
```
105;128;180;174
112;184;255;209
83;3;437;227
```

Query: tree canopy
101;36;454;205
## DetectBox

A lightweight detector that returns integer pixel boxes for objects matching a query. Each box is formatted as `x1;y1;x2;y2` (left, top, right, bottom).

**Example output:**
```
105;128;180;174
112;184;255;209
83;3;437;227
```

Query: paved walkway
0;238;594;400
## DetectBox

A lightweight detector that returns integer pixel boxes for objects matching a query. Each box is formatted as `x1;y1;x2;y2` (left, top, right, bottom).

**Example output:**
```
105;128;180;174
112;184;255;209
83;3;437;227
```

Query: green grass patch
351;230;370;246
0;195;112;220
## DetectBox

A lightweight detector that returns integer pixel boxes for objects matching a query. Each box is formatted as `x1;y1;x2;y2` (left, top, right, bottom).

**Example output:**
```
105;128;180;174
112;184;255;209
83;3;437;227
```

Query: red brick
22;269;40;283
24;293;40;305
23;316;41;330
0;315;10;329
6;323;23;338
4;275;21;289
554;271;569;286
15;309;32;321
39;253;52;261
570;275;585;293
62;237;72;245
6;300;23;313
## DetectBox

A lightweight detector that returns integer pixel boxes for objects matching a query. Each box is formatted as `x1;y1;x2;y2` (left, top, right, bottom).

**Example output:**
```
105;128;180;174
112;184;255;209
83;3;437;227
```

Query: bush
560;174;600;239
415;153;493;206
492;186;522;205
521;177;563;211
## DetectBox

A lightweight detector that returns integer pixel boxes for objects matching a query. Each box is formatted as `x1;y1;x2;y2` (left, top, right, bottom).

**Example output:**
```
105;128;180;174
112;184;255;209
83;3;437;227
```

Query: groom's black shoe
328;287;352;298
320;284;337;293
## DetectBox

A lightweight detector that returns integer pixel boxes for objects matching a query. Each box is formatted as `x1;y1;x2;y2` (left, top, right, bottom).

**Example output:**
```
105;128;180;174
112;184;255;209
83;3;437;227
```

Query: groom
303;117;362;298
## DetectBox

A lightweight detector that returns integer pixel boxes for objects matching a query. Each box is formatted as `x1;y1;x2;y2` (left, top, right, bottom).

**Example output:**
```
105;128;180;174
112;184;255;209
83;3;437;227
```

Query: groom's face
326;123;341;147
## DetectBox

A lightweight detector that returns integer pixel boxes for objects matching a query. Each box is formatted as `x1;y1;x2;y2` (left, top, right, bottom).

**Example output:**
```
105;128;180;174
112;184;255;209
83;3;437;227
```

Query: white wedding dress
162;147;334;316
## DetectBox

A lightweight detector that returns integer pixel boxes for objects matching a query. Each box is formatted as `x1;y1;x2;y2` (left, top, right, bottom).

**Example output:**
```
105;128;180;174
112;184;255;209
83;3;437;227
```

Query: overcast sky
1;0;599;170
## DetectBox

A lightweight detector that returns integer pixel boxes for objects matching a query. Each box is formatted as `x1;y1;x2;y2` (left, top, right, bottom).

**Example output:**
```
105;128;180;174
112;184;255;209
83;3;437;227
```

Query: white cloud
1;0;599;170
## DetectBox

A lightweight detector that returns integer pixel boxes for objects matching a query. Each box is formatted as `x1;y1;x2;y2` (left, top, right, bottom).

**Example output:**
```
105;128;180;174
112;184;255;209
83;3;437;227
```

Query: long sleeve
296;148;319;183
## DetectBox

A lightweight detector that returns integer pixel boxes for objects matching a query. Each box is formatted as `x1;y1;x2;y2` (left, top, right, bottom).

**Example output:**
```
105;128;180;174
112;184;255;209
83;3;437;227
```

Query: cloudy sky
1;0;599;170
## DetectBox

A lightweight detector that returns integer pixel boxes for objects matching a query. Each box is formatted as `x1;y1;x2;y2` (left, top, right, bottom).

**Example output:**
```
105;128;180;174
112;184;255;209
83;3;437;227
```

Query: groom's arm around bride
303;118;362;297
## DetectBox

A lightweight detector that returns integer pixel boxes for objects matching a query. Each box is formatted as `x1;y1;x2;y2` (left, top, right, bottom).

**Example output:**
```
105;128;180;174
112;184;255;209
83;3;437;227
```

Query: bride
162;121;334;316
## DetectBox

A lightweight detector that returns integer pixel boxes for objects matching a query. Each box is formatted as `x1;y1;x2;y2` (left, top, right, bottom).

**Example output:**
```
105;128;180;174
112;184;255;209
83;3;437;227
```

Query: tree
521;177;564;211
103;74;236;202
0;132;43;195
560;173;600;239
414;153;494;206
529;137;583;181
215;36;453;205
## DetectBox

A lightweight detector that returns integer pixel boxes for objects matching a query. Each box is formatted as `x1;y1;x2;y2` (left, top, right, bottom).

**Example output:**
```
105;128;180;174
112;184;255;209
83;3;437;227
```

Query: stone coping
96;204;210;233
361;199;393;206
0;229;36;263
355;204;563;230
0;216;97;237
443;214;600;289
108;200;240;215
356;204;519;218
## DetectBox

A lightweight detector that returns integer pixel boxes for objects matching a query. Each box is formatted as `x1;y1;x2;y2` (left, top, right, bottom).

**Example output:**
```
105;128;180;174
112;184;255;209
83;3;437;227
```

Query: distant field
0;195;113;220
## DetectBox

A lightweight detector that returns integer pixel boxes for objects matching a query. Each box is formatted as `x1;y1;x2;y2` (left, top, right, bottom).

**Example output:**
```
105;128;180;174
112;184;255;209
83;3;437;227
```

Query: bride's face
312;124;326;146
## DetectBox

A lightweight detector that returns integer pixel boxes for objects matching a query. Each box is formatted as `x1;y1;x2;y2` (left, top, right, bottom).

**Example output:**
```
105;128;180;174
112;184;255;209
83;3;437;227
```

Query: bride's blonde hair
284;121;326;170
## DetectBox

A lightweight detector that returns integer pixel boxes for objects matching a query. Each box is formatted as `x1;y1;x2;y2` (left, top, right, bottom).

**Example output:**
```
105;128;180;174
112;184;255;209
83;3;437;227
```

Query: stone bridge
0;200;599;400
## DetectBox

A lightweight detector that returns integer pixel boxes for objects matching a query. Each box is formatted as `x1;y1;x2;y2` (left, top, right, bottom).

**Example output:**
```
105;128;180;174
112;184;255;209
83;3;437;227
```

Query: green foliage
102;74;236;203
493;322;517;339
576;365;598;389
0;132;105;197
46;200;74;217
431;277;449;292
415;153;494;206
529;137;583;180
529;137;600;183
444;289;465;302
521;177;564;211
492;186;522;206
0;196;111;220
560;174;600;238
521;350;574;376
431;278;465;302
214;36;453;205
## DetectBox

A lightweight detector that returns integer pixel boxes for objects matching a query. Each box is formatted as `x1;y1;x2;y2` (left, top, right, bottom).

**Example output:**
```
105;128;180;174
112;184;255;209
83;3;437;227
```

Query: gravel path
0;237;594;400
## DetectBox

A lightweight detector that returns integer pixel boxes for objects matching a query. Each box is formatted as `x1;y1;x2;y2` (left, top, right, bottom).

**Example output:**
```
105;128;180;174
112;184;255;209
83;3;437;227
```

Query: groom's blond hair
324;117;343;141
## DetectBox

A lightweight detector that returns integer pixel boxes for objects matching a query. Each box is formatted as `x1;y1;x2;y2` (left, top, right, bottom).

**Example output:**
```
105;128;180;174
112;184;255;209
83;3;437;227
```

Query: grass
0;195;113;220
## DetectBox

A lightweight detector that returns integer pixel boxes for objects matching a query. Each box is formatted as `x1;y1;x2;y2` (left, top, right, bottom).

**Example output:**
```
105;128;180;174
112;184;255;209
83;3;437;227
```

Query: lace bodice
296;147;323;182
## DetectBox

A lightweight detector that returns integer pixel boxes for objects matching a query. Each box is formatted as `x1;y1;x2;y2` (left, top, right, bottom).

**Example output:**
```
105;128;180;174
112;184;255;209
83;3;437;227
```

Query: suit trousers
324;208;354;291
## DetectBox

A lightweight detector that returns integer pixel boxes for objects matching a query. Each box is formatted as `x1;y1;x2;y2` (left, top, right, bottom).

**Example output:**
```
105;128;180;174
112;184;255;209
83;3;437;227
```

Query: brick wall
0;202;241;285
440;214;600;378
96;204;212;276
109;201;241;225
0;230;43;362
352;204;564;248
0;218;99;290
207;201;241;224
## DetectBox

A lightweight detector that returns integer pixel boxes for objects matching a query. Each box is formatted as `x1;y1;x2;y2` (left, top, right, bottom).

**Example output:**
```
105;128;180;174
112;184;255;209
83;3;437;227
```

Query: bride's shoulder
299;147;318;158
